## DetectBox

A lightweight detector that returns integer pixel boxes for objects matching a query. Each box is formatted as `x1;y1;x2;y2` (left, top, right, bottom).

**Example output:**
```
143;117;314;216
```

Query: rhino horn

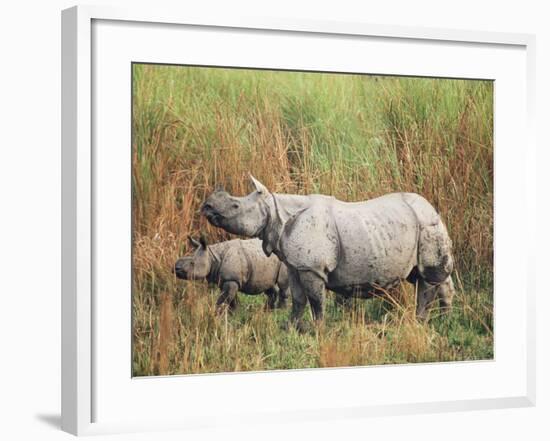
199;234;208;249
214;183;225;192
249;174;269;195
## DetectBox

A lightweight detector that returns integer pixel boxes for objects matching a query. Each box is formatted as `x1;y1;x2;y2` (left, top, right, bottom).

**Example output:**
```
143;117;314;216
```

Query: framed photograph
62;5;536;436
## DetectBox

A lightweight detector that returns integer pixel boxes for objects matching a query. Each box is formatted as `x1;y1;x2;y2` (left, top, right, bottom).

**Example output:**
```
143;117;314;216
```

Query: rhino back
278;193;423;288
276;262;289;290
329;193;420;287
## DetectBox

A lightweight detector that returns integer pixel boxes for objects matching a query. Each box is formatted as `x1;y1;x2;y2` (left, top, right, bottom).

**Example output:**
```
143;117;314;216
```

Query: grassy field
132;64;493;376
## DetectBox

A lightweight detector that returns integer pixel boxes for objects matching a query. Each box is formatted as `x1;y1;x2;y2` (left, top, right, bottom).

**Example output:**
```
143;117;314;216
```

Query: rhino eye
231;203;239;209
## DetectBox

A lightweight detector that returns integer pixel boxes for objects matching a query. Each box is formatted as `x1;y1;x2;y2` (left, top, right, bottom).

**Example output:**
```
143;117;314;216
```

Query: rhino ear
250;174;269;195
188;236;201;249
199;234;208;249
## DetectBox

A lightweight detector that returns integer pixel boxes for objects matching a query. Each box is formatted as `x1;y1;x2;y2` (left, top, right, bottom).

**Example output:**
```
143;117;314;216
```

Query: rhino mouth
207;213;224;226
174;261;188;280
201;203;225;226
174;269;188;280
174;267;203;281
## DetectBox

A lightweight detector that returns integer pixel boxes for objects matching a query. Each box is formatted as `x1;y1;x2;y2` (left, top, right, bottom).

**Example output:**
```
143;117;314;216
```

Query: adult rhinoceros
201;176;455;329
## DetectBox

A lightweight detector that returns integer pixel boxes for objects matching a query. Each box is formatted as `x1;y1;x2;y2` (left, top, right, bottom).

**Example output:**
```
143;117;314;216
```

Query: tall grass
132;64;493;376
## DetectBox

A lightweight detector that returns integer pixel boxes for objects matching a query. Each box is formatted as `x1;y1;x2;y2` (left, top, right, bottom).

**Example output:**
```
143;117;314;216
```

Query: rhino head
174;235;212;280
201;175;272;238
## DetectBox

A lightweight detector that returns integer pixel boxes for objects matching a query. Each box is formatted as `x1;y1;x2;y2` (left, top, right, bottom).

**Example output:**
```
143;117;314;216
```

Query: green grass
132;63;493;376
132;285;493;376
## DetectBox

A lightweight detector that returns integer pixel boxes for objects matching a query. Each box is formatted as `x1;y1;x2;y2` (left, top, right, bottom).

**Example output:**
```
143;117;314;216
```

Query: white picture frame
61;5;536;436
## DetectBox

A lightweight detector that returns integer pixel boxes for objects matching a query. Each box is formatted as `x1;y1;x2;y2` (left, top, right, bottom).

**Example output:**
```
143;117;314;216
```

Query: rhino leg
288;269;308;332
229;295;239;311
216;281;239;312
276;285;289;309
265;287;278;310
296;270;325;322
437;276;455;313
276;265;290;309
416;279;439;321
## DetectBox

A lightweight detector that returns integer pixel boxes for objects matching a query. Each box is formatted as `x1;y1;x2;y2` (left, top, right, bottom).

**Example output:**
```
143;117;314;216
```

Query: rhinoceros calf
201;176;455;328
174;236;289;310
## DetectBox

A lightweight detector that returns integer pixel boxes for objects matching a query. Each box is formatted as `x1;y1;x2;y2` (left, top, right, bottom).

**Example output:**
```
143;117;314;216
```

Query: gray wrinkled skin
174;236;289;311
202;176;455;327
